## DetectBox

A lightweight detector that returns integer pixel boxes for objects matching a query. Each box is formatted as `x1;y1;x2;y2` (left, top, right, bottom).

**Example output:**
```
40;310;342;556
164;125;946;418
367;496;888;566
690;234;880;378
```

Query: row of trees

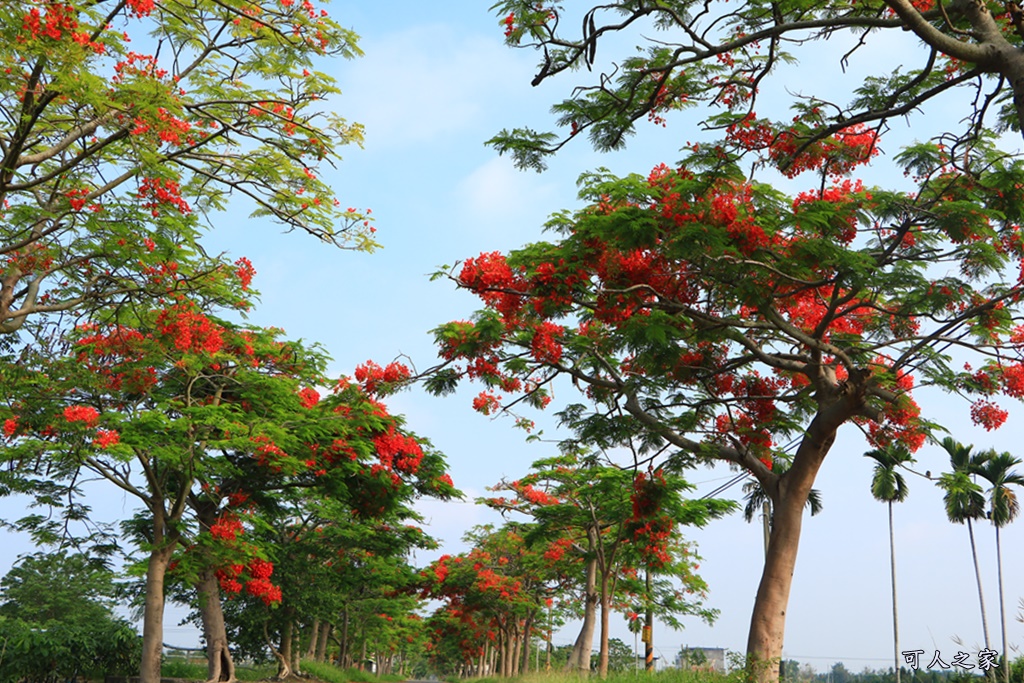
868;437;1023;683
420;1;1024;680
417;453;734;677
7;0;1024;680
0;0;458;681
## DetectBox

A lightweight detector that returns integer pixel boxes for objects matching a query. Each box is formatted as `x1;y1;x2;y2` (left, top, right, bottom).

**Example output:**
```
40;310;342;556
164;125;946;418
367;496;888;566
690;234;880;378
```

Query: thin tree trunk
273;618;294;680
291;619;302;676
315;621;331;662
511;622;522;677
520;615;532;675
645;569;654;672
996;526;1009;683
306;617;320;660
339;606;350;668
968;519;994;659
598;572;611;677
197;569;237;683
140;542;177;683
888;502;900;683
567;553;598;670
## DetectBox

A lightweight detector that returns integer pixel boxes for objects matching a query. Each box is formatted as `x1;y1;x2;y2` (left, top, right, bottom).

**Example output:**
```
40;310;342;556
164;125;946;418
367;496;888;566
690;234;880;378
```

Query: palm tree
975;450;1024;683
936;437;992;661
864;445;912;683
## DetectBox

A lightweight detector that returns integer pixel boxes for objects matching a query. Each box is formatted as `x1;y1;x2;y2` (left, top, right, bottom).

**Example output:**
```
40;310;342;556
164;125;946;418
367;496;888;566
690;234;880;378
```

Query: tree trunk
197;569;236;683
511;622;522;677
598;572;611;677
888;502;900;683
520;615;532;675
567;554;598;670
306;617;320;660
967;519;994;663
996;526;1009;683
290;618;302;676
272;618;294;680
745;416;838;683
315;621;331;662
140;542;177;683
339;606;350;667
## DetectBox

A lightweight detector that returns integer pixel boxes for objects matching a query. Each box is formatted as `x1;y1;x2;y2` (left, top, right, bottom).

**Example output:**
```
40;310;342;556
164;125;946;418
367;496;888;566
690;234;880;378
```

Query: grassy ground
159;658;407;682
466;669;737;683
159;661;733;683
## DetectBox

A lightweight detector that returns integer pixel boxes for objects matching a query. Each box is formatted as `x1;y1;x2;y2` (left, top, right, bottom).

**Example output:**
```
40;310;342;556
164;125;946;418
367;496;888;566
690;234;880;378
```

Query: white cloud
453;155;563;246
339;25;530;148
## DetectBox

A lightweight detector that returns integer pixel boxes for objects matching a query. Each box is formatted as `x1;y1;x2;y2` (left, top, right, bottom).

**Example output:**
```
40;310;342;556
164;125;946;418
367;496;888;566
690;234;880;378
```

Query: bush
0;615;141;682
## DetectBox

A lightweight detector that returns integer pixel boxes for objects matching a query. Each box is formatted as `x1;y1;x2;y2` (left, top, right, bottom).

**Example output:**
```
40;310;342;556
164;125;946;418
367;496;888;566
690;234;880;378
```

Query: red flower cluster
216;564;245;594
21;3;77;42
354;360;410;395
970;399;1008;431
627;472;675;569
472;391;501;415
63;405;100;427
373;424;424;474
138;177;191;216
458;252;525;320
251;435;287;469
3;418;17;438
530;322;564;363
210;514;244;541
234;257;256;291
297;387;320;409
126;0;155;17
771;123;879;179
542;537;573;563
155;304;224;355
93;429;120;449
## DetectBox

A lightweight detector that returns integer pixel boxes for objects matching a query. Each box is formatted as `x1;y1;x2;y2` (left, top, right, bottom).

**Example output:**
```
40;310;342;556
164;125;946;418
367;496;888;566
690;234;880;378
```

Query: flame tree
428;132;1024;678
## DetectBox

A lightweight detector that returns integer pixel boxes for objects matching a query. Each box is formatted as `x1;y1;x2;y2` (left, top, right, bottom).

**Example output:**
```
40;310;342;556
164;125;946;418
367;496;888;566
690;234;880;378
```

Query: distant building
678;646;727;673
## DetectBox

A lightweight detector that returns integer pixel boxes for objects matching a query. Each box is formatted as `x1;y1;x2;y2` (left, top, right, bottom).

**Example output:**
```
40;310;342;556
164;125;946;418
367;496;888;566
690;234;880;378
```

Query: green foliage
0;551;123;628
0;615;141;682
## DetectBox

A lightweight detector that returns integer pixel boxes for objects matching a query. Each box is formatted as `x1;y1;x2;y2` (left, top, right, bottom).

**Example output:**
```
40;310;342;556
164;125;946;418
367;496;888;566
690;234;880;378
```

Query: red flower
63;405;100;427
297;387;320;409
93;429;120;449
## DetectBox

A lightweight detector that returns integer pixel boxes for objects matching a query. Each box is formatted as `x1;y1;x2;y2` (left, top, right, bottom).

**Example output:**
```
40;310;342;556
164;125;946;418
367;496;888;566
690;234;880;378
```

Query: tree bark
745;408;845;683
140;542;177;683
598;571;611;677
967;519;994;666
888;502;900;683
315;621;331;662
566;553;598;670
996;526;1009;683
197;569;236;683
339;606;350;667
272;618;294;680
306;617;320;660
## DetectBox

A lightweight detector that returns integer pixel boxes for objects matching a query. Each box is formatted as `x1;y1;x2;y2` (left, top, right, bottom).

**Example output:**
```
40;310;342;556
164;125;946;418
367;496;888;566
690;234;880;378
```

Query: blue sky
3;0;1024;671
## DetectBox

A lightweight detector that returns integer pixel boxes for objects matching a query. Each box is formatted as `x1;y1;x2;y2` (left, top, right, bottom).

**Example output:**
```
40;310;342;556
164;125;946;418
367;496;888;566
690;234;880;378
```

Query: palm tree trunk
996;526;1009;683
967;519;993;654
888;501;900;683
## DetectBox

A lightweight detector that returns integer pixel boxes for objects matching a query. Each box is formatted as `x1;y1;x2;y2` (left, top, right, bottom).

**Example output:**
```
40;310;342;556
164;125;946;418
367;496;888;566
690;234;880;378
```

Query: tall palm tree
976;450;1024;683
865;445;913;683
936;437;992;661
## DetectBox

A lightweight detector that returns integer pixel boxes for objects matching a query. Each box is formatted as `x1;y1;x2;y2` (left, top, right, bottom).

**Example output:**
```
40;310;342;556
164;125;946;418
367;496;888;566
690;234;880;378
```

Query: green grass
462;669;738;683
302;661;400;683
160;658;276;681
